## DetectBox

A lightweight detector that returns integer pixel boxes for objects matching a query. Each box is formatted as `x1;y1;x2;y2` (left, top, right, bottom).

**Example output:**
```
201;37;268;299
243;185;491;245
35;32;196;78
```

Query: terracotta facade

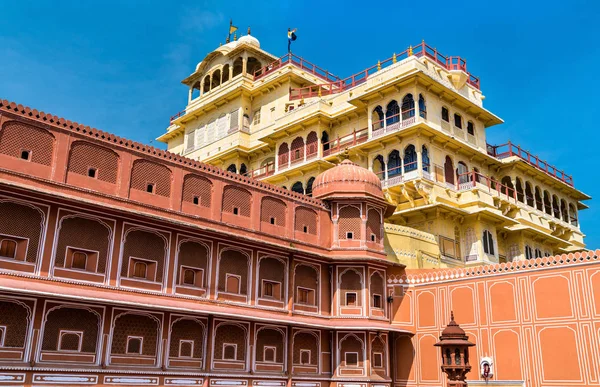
0;97;598;387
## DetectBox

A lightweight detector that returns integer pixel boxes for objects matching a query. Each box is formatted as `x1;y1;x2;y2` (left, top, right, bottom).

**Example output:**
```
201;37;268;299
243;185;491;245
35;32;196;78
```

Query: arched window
388;150;401;177
418;94;426;118
422;145;430;172
482;230;494;255
232;58;243;77
212;69;221;88
191;81;201;99
535;186;543;211
456;161;468;185
401;94;415;120
239;163;247;175
444;156;454;185
72;251;87;270
552;195;560;219
515;178;524;203
202;76;211;93
525;245;533;260
473;167;481;183
292;182;304;194
534;248;542;258
445;348;452;365
372;106;384;130
386;101;399;126
441;107;450;122
306;131;318;157
403;145;417;172
0;239;17;259
373;155;385;180
305;177;315;197
467;121;475;136
560;199;568;222
454;113;463;129
278;142;289;167
455;348;462;365
222;64;230;83
569;203;578;226
321;132;330;151
543;191;552;215
525;182;534;207
500;176;514;197
246;57;261;75
227;164;237;174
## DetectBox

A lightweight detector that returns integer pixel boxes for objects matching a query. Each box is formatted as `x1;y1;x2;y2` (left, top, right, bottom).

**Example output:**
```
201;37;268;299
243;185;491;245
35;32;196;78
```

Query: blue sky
1;0;599;247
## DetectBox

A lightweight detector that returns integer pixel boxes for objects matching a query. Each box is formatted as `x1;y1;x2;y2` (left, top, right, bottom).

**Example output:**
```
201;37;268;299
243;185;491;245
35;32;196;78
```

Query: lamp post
435;312;475;387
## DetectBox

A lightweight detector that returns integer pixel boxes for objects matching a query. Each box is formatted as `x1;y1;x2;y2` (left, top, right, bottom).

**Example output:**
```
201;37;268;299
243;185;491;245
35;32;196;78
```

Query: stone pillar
416;138;423;177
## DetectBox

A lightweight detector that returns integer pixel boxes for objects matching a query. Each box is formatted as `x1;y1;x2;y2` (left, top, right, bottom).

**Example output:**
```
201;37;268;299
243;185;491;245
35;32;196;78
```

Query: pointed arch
422;145;430;172
305;177;315;197
444;156;454;185
232;58;243;77
372;106;384;130
278;142;289;168
291;181;304;195
418;94;427;118
202;76;210;93
515;178;524;203
373;155;385;179
388;150;401;178
211;69;221;88
403;144;417;172
525;182;534;207
226;164;237;174
222;64;230;83
401;94;415;120
306;131;318;158
457;161;468;185
385;101;399;126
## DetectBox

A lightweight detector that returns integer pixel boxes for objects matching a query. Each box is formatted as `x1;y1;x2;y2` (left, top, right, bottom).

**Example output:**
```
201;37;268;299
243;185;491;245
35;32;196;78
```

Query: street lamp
435;311;475;387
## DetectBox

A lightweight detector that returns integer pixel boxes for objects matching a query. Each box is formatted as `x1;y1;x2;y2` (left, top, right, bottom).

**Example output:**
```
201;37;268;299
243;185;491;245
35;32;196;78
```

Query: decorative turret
313;158;394;250
435;312;475;387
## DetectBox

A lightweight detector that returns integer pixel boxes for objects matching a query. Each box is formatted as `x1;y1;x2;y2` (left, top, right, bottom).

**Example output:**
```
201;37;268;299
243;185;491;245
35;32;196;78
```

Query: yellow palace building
157;30;589;269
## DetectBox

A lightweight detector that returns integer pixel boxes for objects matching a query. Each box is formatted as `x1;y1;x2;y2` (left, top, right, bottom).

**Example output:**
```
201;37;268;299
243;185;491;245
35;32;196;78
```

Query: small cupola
313;158;394;251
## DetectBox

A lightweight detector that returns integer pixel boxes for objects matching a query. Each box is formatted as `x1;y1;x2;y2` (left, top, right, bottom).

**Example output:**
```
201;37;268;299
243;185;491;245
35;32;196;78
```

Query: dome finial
247;26;251;35
339;149;350;161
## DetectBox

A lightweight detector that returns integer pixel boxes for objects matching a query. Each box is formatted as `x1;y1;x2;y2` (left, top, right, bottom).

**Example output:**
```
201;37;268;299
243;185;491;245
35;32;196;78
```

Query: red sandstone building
0;81;599;386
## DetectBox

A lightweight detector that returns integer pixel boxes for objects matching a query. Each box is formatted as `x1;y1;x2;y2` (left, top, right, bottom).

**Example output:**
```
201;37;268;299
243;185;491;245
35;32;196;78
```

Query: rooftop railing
289;41;481;100
487;141;573;186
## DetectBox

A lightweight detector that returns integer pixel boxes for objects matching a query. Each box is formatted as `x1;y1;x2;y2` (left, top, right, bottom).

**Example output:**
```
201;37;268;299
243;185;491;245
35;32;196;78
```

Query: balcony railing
244;161;275;179
322;128;369;157
457;171;578;227
253;53;340;83
374;161;424;188
289;41;481;101
170;110;186;124
487;141;573;186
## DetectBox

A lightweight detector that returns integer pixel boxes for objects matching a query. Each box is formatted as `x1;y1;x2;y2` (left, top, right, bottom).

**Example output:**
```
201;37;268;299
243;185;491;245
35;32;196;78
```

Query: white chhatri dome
238;34;260;48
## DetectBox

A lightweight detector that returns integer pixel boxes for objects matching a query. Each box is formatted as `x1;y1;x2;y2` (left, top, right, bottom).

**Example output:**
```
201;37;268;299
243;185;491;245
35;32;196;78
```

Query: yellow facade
158;34;589;268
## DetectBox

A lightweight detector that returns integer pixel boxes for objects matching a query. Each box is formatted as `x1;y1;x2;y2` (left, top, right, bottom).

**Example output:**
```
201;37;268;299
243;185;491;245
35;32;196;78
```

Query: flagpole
226;19;232;43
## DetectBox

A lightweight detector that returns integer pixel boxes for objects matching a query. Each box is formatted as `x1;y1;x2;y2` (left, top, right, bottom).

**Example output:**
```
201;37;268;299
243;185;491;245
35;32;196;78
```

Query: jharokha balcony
456;170;579;227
